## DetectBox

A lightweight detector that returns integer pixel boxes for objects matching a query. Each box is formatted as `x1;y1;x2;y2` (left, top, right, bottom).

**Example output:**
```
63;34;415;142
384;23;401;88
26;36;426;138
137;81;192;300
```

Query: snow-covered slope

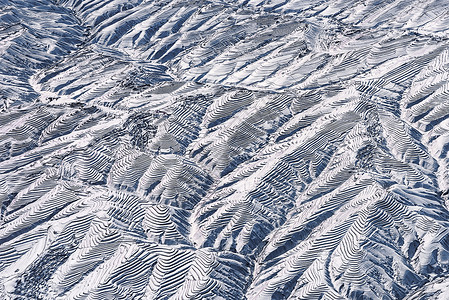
1;0;449;299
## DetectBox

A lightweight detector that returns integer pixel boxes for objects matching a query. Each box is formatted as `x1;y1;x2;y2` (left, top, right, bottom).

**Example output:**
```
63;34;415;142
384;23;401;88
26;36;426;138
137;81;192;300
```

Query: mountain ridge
1;0;449;299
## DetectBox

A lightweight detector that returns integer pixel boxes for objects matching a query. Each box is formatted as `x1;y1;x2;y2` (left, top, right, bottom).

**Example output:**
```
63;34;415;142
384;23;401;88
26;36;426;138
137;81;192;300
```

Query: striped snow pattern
0;0;449;299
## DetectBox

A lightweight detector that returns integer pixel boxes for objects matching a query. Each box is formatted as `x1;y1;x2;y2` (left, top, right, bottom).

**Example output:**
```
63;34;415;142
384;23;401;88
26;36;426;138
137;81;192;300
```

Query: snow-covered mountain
1;0;449;299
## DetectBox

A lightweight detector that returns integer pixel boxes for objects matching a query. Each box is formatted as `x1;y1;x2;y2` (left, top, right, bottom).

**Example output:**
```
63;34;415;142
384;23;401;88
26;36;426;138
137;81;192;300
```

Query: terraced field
1;0;449;299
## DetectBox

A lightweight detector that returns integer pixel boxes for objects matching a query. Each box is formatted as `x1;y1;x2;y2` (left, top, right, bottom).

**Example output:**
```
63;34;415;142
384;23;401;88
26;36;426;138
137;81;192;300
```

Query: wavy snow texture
1;0;449;299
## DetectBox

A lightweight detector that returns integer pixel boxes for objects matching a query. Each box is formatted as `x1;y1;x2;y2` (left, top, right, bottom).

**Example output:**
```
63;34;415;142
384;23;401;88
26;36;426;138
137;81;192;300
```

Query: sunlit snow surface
1;0;449;299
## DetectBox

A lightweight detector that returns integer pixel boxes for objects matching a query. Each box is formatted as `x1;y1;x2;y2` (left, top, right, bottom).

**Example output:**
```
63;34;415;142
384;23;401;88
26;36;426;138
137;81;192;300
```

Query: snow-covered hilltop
1;0;449;299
